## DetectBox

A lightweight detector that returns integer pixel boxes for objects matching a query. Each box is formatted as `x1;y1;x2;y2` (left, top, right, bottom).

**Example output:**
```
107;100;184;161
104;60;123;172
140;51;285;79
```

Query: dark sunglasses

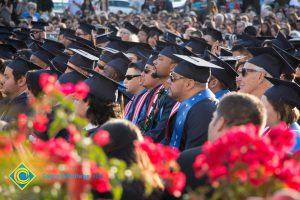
240;68;262;77
169;72;185;82
143;68;151;74
125;75;141;80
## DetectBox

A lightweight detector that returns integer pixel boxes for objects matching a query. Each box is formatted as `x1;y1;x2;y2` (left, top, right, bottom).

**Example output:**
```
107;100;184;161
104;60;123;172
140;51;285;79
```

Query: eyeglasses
143;68;152;74
239;68;263;77
169;72;185;82
125;75;141;80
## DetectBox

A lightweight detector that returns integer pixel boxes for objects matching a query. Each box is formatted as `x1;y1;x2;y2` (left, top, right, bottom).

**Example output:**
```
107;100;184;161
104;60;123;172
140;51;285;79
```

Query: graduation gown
0;92;29;123
166;98;217;151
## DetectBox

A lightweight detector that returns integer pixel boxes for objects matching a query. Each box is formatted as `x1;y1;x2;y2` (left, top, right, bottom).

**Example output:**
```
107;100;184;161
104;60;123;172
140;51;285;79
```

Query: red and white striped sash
165;102;180;140
131;91;150;122
124;96;135;117
145;85;164;117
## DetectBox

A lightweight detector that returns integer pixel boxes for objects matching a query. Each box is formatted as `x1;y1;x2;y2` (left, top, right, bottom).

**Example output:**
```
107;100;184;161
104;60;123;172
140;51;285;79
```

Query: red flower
90;162;111;192
268;123;295;153
39;73;57;94
58;83;75;96
93;129;110;147
18;113;27;130
67;124;80;144
165;171;186;197
74;81;89;100
33;114;49;132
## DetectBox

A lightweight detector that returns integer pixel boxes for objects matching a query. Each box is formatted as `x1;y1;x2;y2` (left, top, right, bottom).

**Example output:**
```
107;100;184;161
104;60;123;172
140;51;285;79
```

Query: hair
260;22;272;36
85;94;122;126
94;119;164;197
28;2;37;10
267;97;300;126
128;62;142;73
217;92;267;128
0;59;9;74
231;44;246;52
12;70;25;82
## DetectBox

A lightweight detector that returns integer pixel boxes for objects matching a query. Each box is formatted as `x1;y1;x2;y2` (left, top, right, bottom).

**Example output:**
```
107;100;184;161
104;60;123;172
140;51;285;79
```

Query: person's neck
210;86;223;94
9;88;26;100
133;87;145;96
250;82;271;99
180;86;207;103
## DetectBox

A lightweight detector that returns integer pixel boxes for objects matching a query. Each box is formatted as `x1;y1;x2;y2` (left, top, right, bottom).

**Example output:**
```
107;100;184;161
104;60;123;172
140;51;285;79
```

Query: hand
211;40;221;56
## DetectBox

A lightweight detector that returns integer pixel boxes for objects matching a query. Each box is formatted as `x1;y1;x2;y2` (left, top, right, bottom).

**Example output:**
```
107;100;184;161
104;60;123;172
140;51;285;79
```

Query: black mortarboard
32;44;55;65
26;69;58;95
148;26;163;36
42;39;65;55
173;54;223;83
205;27;223;41
185;37;211;55
96;32;112;45
146;53;158;66
13;30;31;42
271;31;294;51
17;49;33;60
163;31;185;45
264;77;300;110
84;68;125;101
247;47;295;78
58;70;87;84
255;36;275;41
8;57;41;74
28;38;43;52
234;37;262;48
31;21;48;31
60;28;76;40
68;48;98;70
0;31;14;40
220;48;232;56
99;51;114;63
4;38;27;50
73;35;95;48
106;52;131;77
207;51;238;90
78;22;96;35
129;61;146;72
106;23;119;34
274;47;300;70
159;43;197;62
51;51;70;74
0;26;13;32
140;24;150;33
126;43;153;61
124;22;139;34
0;44;17;59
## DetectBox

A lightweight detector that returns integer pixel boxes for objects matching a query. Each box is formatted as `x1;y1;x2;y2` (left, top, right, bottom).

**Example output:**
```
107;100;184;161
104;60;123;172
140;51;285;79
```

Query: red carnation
93;129;110;147
74;81;89;100
33;114;49;132
67;124;80;144
39;73;57;94
165;171;186;197
59;83;75;96
90;162;111;192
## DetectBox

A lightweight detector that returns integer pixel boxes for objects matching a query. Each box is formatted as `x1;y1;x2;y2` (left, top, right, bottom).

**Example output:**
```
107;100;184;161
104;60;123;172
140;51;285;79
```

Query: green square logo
9;162;36;190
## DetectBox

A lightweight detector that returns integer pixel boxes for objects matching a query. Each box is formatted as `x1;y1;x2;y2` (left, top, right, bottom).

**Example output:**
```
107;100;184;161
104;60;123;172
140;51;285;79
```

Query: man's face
167;71;187;102
124;68;142;95
237;62;263;94
141;64;157;89
30;55;47;69
236;22;245;34
33;31;46;41
3;67;21;98
75;28;91;41
102;65;117;80
138;31;147;43
154;54;174;78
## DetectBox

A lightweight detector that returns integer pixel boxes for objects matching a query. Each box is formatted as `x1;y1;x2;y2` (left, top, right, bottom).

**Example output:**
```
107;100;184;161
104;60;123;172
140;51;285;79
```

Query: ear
215;116;225;132
186;79;196;90
209;79;218;89
17;76;27;88
257;71;266;83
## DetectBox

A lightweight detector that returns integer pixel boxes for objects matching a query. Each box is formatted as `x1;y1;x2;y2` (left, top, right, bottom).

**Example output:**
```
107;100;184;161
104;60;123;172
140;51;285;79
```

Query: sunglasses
143;68;152;74
239;68;262;77
125;75;141;80
169;72;185;82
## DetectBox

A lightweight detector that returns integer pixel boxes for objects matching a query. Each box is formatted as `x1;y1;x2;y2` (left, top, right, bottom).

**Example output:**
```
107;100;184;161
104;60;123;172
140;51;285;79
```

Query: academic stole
169;89;216;149
124;89;148;121
165;102;180;142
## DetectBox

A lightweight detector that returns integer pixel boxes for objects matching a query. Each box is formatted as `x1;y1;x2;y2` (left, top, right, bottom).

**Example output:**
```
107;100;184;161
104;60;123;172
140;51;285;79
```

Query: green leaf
111;184;122;200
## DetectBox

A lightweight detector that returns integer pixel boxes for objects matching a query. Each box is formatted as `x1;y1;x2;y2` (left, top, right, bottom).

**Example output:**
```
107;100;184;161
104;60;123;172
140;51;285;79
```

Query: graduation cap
0;44;17;59
146;53;158;66
264;77;300;110
0;26;13;32
17;49;33;60
234;35;262;48
159;43;197;62
271;31;294;51
204;27;223;42
42;39;65;55
28;38;43;52
129;60;146;72
106;52;131;78
96;32;113;45
126;43;153;61
0;31;14;40
58;70;87;84
99;51;114;64
220;48;232;56
247;47;295;78
60;28;76;40
163;31;185;45
5;38;28;50
140;24;151;33
185;37;211;55
78;22;96;35
173;54;223;83
73;35;95;48
84;68;125;101
256;36;275;41
148;26;163;36
47;59;65;76
207;51;238;90
51;51;70;74
106;23;119;34
7;57;41;74
13;30;31;43
26;69;58;96
68;48;99;70
273;46;300;70
31;21;48;32
32;44;55;65
124;22;139;35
